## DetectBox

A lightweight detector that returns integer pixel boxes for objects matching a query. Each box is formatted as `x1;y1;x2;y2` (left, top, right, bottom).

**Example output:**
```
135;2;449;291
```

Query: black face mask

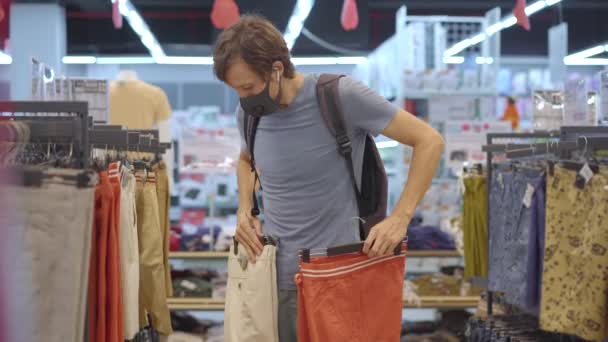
239;73;282;117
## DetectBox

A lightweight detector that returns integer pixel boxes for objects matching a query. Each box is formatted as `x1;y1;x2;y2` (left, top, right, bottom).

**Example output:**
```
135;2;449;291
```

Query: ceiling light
291;56;366;65
525;1;547;15
156;56;214;65
563;58;608;66
96;56;155;64
501;15;518;29
62;56;96;64
564;45;607;61
114;0;166;61
485;22;503;36
444;0;558;57
443;56;464;64
546;0;562;5
283;0;315;49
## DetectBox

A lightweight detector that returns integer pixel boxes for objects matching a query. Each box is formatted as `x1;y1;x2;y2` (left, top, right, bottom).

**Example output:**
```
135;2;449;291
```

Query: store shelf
170;251;230;259
402;89;496;99
403;296;480;309
168;297;225;311
169;250;461;259
167;296;480;311
408;250;461;258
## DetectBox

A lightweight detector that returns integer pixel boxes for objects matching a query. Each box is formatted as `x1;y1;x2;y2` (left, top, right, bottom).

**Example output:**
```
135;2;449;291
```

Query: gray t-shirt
237;74;398;290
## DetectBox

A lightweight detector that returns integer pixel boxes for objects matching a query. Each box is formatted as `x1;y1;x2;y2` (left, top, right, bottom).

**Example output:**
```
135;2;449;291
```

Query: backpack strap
243;113;262;216
316;74;364;229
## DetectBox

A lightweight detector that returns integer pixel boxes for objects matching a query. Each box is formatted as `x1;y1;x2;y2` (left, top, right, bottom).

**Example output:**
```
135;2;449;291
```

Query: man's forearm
391;136;444;221
237;154;256;213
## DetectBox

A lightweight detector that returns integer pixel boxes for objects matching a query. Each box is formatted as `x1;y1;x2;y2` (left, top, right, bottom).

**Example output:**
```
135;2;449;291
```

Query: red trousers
296;243;407;342
88;171;124;342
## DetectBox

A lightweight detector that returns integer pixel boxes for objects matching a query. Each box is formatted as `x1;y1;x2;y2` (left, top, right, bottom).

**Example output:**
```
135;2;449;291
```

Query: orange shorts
295;243;407;342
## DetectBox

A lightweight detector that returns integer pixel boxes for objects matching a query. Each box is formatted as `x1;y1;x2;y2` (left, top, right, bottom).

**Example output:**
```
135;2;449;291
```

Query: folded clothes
172;277;213;298
401;331;459;342
411;274;483;297
171;268;220;282
170;312;220;335
167;332;204;342
407;225;456;250
180;226;223;251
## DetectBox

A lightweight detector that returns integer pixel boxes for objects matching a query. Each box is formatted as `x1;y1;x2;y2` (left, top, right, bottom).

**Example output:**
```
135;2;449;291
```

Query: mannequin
109;70;175;342
116;69;139;82
109;69;174;189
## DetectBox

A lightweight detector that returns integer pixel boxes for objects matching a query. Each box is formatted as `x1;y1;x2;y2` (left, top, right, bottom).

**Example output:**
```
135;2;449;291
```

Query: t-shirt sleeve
236;106;249;156
337;76;399;136
154;88;172;122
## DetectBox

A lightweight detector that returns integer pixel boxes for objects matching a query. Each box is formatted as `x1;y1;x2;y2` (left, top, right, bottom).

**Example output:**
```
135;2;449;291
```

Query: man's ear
271;61;284;80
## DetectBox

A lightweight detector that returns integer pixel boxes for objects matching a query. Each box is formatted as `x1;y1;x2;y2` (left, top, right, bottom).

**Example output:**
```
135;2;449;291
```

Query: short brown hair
213;14;296;82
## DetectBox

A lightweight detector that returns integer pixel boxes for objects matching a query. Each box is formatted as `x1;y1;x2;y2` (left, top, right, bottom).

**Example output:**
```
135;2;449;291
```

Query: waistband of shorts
298;253;405;280
135;171;156;184
298;243;407;275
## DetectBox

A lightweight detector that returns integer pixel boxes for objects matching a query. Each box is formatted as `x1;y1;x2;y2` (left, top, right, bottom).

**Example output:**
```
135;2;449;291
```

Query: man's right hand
235;208;264;263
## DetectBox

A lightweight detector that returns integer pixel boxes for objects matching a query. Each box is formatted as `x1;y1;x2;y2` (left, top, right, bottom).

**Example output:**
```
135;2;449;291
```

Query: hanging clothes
88;171;124;342
135;170;173;336
524;173;546;312
487;166;543;307
7;169;96;342
154;161;173;298
462;173;488;278
296;244;407;342
540;165;608;342
224;242;279;342
108;164;125;342
112;162;140;340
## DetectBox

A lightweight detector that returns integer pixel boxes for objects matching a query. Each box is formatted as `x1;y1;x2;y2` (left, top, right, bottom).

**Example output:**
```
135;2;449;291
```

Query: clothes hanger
300;237;407;263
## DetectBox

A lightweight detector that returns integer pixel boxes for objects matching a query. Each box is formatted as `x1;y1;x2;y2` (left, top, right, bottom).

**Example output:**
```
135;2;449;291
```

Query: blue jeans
488;167;543;308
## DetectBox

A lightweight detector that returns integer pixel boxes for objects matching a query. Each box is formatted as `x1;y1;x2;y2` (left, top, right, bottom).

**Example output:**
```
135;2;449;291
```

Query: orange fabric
501;103;520;130
108;163;125;342
88;172;112;342
296;243;407;342
88;169;125;342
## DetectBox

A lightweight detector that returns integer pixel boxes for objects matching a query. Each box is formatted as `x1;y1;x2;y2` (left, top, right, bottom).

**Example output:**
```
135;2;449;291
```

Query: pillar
10;2;66;100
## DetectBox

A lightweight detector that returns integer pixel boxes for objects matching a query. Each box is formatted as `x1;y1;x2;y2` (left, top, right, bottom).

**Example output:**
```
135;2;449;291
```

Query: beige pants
224;244;279;342
136;172;173;335
119;170;140;339
154;162;173;298
6;179;95;342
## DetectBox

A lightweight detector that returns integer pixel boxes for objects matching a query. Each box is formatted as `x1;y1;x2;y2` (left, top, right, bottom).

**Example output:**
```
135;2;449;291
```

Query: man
213;15;444;341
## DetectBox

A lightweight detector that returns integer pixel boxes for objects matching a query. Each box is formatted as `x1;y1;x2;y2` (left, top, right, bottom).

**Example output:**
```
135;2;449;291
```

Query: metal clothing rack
0;101;91;168
481;127;608;317
481;131;557;315
90;125;171;154
0;101;172;168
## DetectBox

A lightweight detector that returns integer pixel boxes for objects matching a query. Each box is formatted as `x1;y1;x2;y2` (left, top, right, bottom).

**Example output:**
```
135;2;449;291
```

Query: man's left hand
363;215;410;257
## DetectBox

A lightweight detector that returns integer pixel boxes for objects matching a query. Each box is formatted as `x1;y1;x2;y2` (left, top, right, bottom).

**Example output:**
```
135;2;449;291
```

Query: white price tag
180;280;197;291
523;183;535;208
579;163;594;184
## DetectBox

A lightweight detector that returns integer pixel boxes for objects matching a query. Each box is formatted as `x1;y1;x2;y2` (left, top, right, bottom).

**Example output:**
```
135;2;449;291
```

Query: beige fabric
154;162;173;297
136;173;173;335
119;170;140;339
167;332;204;342
224;244;279;342
109;80;172;130
8;179;95;342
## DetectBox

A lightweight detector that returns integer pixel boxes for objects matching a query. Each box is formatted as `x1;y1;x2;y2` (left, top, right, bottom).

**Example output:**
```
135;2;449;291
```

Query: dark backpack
244;74;388;240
